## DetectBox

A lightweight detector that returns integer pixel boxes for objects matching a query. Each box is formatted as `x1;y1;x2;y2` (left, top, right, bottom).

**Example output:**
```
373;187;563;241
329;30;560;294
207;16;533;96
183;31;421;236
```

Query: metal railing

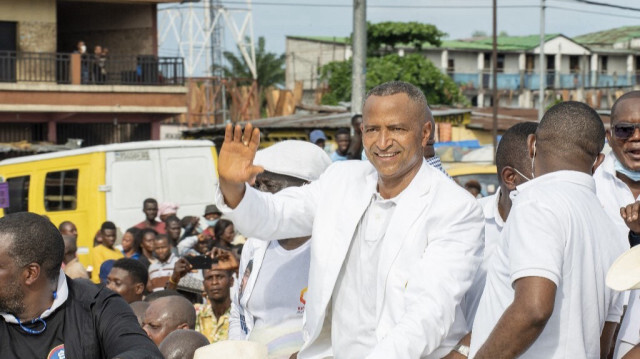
0;51;184;86
80;54;184;85
450;71;638;91
0;51;70;83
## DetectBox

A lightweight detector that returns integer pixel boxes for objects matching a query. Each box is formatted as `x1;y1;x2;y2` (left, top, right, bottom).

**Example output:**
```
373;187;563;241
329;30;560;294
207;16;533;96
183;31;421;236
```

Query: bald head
143;295;196;345
611;91;640;125
159;329;209;359
536;101;604;174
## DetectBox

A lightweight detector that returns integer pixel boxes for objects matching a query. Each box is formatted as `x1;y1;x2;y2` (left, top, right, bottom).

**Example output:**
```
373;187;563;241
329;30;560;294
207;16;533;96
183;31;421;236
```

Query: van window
5;175;29;214
44;170;79;211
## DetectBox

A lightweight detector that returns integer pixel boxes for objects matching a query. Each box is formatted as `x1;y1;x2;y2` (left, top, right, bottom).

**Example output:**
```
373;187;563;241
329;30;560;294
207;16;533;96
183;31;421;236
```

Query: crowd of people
2;81;640;359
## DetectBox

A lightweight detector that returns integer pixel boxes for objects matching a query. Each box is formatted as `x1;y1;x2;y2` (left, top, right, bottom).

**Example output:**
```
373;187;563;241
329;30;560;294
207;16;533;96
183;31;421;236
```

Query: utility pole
492;0;498;164
538;0;546;121
351;0;366;114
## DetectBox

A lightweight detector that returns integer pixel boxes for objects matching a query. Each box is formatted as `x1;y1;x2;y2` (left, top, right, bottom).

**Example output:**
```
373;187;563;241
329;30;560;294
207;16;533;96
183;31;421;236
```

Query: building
286;26;640;109
0;0;186;147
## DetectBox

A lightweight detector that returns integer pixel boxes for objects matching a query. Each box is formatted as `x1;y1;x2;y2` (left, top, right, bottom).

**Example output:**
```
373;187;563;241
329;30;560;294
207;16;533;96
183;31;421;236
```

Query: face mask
80;45;86;53
614;158;640;182
205;219;219;228
512;167;531;182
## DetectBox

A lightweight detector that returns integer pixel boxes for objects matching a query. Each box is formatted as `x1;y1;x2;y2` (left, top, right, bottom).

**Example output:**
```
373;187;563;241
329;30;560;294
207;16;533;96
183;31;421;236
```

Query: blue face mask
205;218;219;228
614;158;640;182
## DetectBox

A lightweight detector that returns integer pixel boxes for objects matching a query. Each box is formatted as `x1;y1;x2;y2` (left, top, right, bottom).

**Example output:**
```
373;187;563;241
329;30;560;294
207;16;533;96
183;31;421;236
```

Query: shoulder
322;160;375;177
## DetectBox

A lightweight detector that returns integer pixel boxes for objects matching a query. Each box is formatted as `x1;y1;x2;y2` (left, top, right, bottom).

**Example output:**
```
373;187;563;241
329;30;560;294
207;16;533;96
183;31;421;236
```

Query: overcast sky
159;0;640;75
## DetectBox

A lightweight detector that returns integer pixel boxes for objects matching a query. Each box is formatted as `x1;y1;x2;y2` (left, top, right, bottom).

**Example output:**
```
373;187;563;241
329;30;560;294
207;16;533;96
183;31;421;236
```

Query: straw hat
606;245;640;291
193;340;268;359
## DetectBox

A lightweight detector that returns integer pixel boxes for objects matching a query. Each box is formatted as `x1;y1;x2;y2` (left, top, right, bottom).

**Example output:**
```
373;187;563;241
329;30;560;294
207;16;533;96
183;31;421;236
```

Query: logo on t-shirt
298;287;308;314
47;344;65;359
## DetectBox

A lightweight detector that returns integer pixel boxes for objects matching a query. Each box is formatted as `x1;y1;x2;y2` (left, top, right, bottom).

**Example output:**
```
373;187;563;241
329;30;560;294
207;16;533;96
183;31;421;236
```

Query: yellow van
444;162;499;197
0;140;219;266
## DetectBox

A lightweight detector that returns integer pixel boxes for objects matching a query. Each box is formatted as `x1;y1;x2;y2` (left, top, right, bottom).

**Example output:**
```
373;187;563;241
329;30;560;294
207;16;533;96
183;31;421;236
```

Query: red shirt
134;220;166;234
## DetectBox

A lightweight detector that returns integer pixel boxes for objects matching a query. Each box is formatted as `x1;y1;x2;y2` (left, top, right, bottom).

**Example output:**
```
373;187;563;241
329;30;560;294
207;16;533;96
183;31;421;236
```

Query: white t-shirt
246;240;310;358
594;154;638;352
462;191;504;331
470;171;625;358
331;193;397;358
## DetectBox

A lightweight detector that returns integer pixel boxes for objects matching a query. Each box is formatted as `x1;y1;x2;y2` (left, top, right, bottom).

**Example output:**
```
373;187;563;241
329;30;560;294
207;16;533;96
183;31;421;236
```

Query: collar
372;159;431;202
515;170;596;194
1;269;69;324
159;253;177;265
481;189;505;228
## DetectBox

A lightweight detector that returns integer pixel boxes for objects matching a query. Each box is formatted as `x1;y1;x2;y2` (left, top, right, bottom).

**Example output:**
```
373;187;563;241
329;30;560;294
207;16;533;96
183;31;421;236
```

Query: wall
423;50;442;68
503;53;520;73
451;51;478;73
57;2;155;55
285;37;349;91
0;0;56;52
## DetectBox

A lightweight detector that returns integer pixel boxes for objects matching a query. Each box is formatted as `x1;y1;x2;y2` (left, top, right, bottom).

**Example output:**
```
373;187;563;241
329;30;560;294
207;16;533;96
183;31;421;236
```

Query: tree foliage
220;36;285;90
367;21;446;55
320;54;467;106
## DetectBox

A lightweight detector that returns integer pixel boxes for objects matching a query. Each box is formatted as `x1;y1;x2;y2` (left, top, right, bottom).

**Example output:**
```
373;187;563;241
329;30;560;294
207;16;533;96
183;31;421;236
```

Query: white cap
253;140;332;181
193;341;268;359
607;244;640;291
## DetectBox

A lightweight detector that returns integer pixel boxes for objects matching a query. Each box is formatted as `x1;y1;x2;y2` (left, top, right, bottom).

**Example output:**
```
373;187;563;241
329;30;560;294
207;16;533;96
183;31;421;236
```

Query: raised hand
218;123;264;208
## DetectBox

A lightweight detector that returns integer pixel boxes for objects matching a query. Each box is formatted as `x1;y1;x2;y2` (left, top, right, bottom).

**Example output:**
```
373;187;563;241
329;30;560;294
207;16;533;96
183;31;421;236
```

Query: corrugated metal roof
575;26;640;47
287;36;350;45
425;34;561;51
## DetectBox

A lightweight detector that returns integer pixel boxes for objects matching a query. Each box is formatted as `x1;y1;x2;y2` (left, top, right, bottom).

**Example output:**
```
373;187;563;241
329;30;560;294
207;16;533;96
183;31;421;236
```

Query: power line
569;0;640;12
160;2;539;11
547;3;640;19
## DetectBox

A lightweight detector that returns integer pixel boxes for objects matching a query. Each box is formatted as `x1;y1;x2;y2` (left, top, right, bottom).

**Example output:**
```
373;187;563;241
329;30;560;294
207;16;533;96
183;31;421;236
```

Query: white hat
606;245;640;291
254;140;332;182
193;340;268;359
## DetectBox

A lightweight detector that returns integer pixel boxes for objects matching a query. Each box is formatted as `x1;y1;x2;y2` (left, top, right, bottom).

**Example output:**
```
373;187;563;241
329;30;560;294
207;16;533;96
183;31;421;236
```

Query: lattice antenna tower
159;0;256;79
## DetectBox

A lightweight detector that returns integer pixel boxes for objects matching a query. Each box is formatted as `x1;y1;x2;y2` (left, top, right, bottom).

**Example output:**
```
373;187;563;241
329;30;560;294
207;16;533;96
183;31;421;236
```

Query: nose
376;129;392;150
106;282;115;291
631;127;640;141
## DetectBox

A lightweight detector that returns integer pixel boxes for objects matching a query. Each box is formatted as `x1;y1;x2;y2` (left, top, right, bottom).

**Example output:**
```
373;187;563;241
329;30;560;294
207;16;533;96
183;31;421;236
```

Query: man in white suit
215;81;485;358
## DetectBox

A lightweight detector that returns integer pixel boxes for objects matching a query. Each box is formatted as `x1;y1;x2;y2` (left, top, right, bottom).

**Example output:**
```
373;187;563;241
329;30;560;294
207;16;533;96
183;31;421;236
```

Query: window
569;56;580;72
546;55;555;71
601;56;608;73
525;54;535;73
44;170;78;211
5;175;29;214
497;54;505;73
447;59;455;74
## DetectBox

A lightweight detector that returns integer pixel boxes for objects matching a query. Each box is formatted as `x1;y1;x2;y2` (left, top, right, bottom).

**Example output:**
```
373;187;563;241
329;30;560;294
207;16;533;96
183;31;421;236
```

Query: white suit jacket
216;159;484;358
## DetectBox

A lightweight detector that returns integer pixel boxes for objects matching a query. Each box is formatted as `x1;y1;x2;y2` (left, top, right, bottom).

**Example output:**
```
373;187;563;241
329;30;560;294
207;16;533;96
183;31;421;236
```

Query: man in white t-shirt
446;122;538;358
593;91;640;359
228;140;331;358
470;101;626;359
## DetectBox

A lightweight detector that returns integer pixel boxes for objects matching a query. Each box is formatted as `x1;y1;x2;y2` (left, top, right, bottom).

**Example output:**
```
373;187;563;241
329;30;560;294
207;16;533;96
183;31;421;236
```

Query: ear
527;134;536;159
23;263;41;286
501;166;518;191
592;153;606;174
229;275;235;288
422;121;432;148
134;282;145;296
605;129;612;144
177;323;189;330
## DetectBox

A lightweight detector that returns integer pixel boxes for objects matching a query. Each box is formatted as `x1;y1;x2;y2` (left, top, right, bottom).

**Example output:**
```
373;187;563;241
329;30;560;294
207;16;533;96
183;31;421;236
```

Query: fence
0;51;184;86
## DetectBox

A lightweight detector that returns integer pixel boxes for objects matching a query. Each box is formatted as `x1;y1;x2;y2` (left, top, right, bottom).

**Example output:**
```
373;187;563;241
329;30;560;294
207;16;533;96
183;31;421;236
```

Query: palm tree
220;36;285;91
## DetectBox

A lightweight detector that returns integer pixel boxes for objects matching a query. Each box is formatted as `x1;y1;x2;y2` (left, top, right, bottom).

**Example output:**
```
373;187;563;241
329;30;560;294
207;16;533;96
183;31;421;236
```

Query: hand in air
218;123;264;185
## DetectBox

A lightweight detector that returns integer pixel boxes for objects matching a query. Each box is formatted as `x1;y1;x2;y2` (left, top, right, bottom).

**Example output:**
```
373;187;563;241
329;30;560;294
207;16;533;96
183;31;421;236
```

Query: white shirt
470;171;625;359
462;191;504;330
332;193;398;358
246;240;310;358
595;154;638;351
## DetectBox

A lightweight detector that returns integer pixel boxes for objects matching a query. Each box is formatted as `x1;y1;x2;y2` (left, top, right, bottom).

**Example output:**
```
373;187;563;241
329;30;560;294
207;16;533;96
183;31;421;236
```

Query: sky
158;0;640;76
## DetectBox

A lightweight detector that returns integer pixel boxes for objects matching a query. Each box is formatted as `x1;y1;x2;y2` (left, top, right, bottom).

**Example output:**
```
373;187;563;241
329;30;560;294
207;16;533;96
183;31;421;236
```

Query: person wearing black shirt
0;212;162;359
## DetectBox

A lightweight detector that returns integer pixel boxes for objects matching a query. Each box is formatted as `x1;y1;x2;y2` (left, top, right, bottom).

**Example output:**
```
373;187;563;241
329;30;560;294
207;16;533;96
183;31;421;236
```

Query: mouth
375;151;400;159
625;148;640;159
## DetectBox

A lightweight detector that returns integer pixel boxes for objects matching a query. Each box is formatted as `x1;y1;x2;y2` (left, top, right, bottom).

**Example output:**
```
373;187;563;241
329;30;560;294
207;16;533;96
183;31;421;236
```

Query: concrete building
286;26;640;109
0;0;186;147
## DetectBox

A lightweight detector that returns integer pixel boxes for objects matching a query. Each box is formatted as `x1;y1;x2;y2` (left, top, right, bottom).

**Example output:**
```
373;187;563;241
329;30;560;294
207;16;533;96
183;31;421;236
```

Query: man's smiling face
362;93;429;184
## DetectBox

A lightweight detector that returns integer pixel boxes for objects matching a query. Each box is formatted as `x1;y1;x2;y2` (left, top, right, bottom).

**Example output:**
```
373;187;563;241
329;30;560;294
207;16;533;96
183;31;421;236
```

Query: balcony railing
0;51;184;86
450;71;638;91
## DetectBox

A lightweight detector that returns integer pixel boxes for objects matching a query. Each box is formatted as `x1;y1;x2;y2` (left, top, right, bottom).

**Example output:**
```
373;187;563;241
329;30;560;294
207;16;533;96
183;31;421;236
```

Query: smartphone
186;255;218;270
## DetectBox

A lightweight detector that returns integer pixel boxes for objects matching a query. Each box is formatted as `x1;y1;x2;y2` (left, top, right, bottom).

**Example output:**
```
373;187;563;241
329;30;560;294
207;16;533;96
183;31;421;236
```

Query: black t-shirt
0;303;66;359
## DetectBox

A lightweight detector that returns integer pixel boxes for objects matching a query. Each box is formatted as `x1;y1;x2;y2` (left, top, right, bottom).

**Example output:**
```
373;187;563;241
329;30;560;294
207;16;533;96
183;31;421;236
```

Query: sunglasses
613;123;640;140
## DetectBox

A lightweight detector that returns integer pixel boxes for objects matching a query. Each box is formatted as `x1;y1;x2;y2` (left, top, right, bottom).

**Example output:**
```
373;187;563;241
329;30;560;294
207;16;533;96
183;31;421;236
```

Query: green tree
220;36;285;91
367;21;446;55
320;54;466;106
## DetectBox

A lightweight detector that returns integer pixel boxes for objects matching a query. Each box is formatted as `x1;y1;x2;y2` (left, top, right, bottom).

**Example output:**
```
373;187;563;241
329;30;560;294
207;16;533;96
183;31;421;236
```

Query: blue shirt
330;151;349;162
